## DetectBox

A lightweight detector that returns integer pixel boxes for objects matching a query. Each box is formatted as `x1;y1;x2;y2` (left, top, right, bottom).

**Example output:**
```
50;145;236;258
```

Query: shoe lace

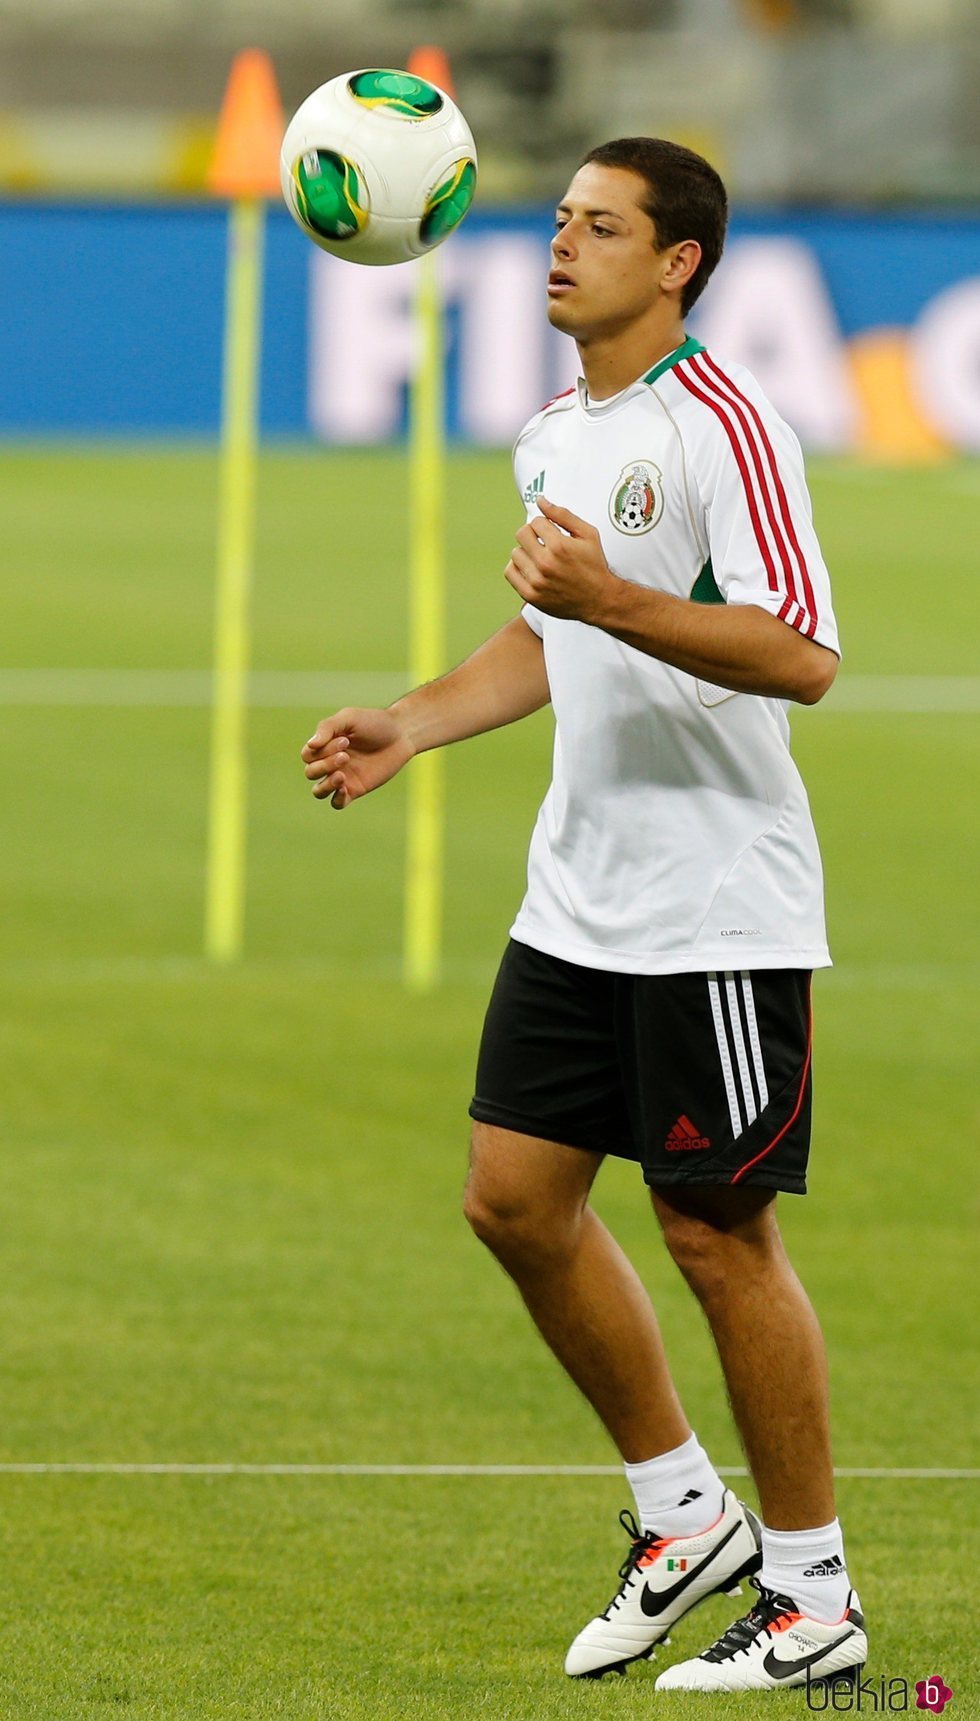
700;1577;799;1663
598;1510;663;1620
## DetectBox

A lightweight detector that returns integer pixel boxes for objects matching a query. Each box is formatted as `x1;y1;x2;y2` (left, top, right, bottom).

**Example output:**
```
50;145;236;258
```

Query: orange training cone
208;49;284;199
407;45;455;100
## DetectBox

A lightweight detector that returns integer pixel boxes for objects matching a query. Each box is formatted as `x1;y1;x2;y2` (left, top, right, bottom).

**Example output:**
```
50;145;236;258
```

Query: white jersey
509;337;840;976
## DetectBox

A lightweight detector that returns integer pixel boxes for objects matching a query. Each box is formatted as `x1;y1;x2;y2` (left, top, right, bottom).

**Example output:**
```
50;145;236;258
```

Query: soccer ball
280;68;477;266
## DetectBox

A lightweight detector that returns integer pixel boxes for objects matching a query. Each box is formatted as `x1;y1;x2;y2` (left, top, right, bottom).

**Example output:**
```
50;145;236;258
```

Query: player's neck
577;319;688;402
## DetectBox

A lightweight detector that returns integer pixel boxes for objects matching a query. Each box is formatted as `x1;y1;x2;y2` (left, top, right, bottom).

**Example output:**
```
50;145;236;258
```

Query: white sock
624;1432;724;1537
760;1520;850;1623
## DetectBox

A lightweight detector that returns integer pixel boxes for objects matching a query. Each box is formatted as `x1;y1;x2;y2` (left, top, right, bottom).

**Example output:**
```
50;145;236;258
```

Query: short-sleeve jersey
509;336;840;976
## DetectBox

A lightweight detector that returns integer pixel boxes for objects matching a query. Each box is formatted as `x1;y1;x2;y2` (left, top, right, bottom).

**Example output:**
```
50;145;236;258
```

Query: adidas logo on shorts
665;1115;712;1152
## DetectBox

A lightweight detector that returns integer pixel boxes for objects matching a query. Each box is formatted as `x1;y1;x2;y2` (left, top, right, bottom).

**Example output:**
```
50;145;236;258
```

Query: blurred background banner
2;0;977;460
3;203;980;455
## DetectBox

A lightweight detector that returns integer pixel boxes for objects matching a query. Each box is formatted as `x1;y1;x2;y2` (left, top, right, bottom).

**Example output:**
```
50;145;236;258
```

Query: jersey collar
642;335;705;385
576;337;705;416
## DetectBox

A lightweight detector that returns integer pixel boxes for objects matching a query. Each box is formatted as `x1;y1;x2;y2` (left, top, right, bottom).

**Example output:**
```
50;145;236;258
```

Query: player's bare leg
650;1183;834;1530
465;1123;763;1678
465;1122;688;1461
650;1183;865;1694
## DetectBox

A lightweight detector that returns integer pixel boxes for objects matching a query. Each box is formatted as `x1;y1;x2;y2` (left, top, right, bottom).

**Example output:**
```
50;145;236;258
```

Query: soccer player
301;137;868;1695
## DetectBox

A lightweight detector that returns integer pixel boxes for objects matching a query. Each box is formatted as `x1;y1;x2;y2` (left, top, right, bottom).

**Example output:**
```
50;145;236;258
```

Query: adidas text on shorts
469;941;814;1193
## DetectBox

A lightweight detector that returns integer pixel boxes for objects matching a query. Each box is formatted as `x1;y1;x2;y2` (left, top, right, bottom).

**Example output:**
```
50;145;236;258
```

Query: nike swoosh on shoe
762;1630;859;1681
639;1521;741;1617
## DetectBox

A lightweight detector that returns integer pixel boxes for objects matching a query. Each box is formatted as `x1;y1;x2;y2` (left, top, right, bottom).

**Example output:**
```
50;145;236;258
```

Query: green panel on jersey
691;557;724;604
643;336;705;385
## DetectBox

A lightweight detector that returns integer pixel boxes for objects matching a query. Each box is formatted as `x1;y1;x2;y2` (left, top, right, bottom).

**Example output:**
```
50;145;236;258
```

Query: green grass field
0;447;977;1719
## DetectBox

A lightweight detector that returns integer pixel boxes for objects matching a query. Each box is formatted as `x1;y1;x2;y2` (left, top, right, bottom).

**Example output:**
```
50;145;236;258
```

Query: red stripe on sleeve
675;364;781;595
701;353;819;638
687;354;802;621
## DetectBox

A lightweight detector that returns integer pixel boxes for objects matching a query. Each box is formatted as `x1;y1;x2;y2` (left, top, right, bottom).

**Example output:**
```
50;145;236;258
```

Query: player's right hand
301;707;415;809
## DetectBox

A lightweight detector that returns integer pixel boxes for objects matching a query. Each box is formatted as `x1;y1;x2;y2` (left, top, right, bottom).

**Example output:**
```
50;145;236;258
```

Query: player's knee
660;1211;731;1302
462;1177;570;1268
657;1192;780;1304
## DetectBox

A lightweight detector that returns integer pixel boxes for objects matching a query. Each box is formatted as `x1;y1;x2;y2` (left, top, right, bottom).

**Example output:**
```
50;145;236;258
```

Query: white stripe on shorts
740;973;769;1111
724;971;757;1128
708;973;742;1139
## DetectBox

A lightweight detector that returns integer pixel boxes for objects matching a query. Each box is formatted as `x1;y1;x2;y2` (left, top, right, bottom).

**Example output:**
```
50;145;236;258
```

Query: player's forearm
596;578;838;705
389;615;550;753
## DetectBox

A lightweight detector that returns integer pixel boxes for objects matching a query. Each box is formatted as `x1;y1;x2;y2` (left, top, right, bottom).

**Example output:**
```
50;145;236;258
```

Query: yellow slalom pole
403;248;447;993
204;194;265;963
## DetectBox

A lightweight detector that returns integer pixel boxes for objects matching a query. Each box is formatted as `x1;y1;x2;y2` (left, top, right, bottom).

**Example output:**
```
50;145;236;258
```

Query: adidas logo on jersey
665;1114;712;1152
522;469;545;508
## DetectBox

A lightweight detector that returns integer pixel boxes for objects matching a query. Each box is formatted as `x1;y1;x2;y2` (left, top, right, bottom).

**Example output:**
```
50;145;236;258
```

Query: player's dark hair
581;137;728;314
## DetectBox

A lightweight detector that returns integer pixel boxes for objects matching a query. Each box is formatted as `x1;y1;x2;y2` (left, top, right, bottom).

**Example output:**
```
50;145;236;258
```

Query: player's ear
661;238;701;300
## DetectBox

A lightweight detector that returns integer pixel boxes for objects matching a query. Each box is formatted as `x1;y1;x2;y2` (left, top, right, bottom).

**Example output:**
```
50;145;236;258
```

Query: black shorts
469;940;814;1193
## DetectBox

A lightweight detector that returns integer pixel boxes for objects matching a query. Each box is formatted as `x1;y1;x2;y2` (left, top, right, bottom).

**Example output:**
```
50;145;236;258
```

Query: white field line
0;670;978;713
0;1463;975;1479
825;676;980;714
0;670;407;707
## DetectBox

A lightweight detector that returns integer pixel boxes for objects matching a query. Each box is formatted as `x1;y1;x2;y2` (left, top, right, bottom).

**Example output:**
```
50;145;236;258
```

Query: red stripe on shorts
730;979;812;1185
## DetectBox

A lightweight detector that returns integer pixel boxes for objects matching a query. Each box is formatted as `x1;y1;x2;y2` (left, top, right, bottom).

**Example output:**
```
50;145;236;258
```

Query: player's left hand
505;497;619;623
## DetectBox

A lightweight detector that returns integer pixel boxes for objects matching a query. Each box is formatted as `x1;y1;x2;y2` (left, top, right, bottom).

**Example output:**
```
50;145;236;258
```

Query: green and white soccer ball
280;68;477;266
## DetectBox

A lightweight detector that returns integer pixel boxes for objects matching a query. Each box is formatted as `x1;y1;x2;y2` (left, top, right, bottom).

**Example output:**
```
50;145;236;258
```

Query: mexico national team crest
610;461;664;535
